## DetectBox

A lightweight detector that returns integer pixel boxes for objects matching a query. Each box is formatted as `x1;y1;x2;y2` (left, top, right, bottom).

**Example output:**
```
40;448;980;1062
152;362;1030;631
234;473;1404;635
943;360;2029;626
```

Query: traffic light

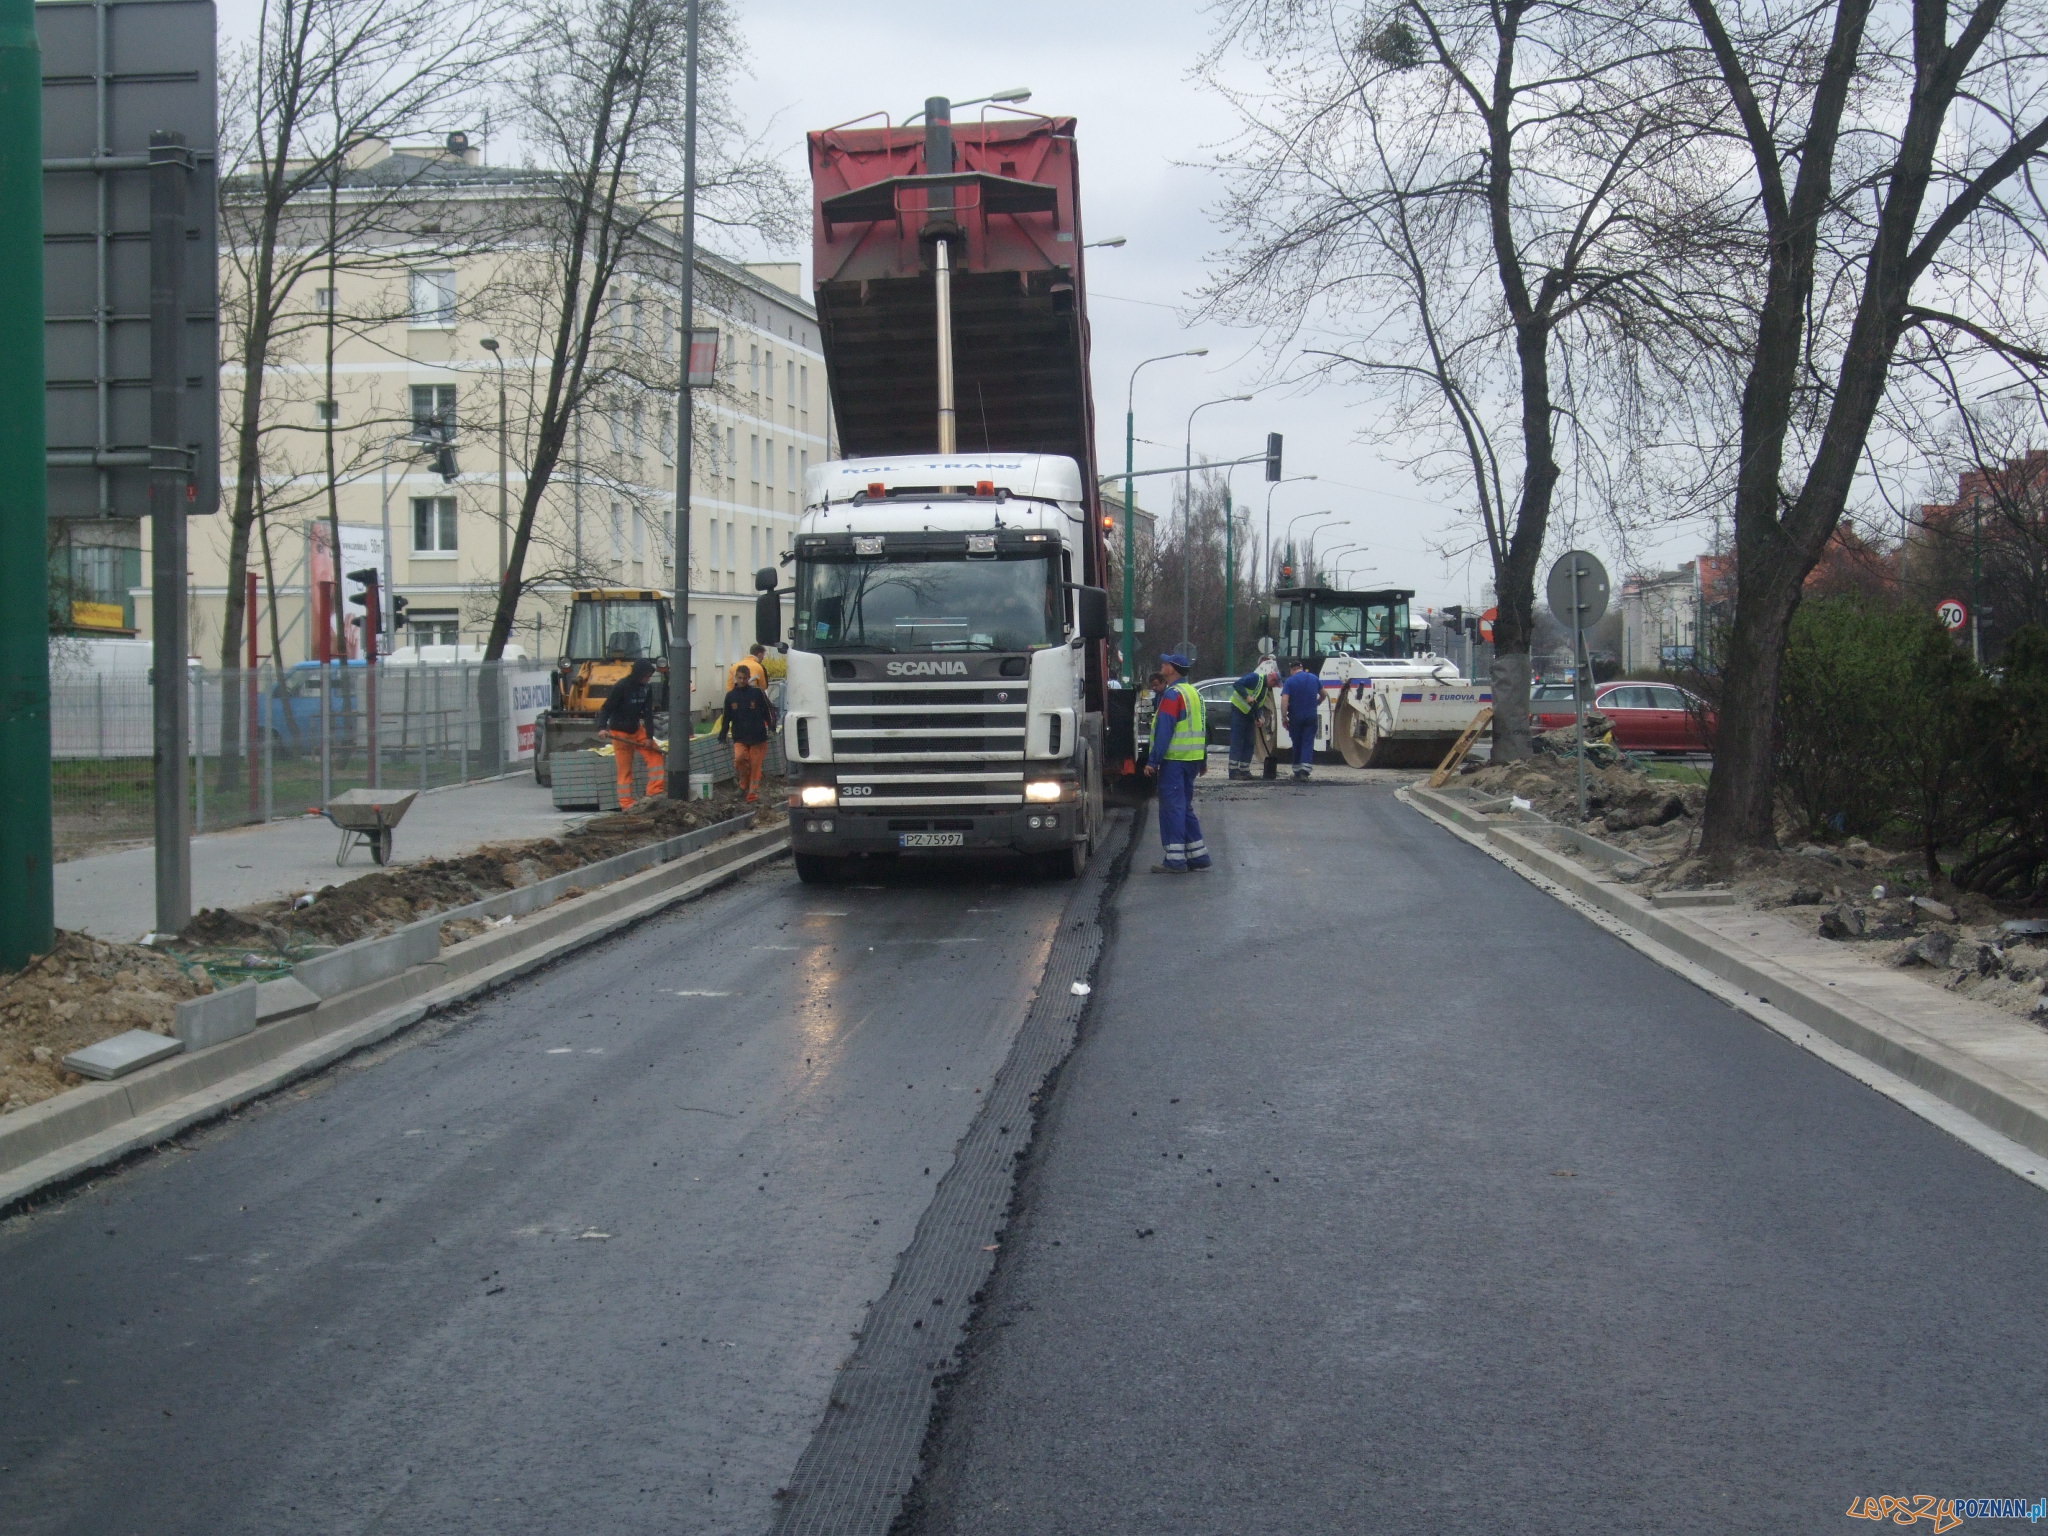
389;593;410;627
1265;432;1283;483
1443;605;1463;626
432;445;460;482
346;567;379;598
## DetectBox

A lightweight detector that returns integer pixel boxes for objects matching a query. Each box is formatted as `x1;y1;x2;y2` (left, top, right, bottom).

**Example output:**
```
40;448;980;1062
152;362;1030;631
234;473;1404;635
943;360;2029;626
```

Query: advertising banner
503;668;553;761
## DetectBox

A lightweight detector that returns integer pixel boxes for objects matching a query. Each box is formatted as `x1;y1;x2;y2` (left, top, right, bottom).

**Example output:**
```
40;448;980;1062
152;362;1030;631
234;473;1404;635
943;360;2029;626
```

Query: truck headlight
799;784;837;808
1023;780;1065;803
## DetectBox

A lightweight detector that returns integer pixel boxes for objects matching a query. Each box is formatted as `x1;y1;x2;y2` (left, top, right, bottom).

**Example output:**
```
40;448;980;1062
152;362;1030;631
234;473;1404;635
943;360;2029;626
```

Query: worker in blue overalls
1226;656;1277;780
1280;658;1323;781
1144;653;1212;873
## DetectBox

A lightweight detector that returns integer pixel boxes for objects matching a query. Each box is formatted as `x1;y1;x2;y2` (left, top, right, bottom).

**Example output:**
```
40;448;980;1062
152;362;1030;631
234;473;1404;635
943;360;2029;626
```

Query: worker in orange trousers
595;657;667;809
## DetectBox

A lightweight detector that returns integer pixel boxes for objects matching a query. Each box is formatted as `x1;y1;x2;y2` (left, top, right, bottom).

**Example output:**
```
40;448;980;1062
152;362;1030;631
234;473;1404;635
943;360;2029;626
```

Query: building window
315;287;337;312
764;349;774;401
658;407;673;465
631;402;645;457
609;410;624;454
315;399;339;424
609;501;625;566
632;504;646;562
799;364;808;413
408;269;456;326
408;610;460;647
799;449;809;482
749;524;759;572
786;359;795;402
725;521;736;572
749;435;760;484
714;613;727;667
763;435;774;491
786;445;795;492
749;345;760;394
409;384;457;440
412;496;457;553
726;427;737;482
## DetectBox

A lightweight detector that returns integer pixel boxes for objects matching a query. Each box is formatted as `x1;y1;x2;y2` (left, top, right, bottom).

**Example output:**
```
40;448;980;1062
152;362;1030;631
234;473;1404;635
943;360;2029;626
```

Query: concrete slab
62;1030;183;1081
293;925;440;999
1651;887;1738;908
255;977;320;1022
173;984;262;1049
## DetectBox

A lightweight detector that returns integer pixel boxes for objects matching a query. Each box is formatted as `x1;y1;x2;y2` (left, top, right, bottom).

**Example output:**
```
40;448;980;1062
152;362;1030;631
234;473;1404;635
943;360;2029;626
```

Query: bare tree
1905;398;2048;650
1686;0;2048;855
1204;0;1733;757
215;0;516;769
476;0;799;664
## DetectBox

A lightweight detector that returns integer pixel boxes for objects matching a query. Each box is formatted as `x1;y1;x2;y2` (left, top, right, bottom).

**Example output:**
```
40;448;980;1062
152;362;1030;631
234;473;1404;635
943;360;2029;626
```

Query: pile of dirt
1461;752;2048;1022
3;778;778;1119
0;932;216;1115
1463;753;1706;835
177;776;777;957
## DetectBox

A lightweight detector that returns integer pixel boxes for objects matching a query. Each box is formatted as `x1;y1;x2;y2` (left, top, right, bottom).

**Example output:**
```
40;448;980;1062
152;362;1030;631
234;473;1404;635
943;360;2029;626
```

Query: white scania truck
757;103;1115;882
766;455;1108;883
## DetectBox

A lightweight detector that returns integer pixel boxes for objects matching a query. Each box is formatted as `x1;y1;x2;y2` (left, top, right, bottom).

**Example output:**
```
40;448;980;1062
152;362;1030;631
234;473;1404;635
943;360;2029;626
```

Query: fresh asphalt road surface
908;779;2048;1534
1;852;1079;1536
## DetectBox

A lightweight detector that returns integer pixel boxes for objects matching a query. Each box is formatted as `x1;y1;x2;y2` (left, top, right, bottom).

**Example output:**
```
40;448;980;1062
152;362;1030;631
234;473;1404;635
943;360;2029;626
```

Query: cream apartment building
158;138;832;710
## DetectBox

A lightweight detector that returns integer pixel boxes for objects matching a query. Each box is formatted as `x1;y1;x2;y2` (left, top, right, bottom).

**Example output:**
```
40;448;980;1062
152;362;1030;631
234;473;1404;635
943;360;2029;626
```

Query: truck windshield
796;555;1059;652
565;599;667;662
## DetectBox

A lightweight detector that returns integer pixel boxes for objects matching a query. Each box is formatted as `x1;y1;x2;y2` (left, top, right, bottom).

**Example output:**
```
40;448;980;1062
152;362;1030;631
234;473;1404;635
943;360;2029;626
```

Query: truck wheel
793;852;845;885
1039;838;1088;880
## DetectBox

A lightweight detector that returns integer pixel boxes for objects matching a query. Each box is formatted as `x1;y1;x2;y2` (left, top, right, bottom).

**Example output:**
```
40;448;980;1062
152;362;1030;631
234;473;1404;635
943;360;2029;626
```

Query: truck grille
827;680;1027;804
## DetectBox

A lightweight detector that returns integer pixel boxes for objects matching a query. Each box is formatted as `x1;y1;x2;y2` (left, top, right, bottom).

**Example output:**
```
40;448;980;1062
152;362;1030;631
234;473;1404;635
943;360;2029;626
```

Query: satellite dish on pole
1546;551;1610;630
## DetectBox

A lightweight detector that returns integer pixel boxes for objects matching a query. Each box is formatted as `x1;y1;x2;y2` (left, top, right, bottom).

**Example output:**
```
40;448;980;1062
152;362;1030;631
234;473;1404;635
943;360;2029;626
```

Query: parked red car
1589;682;1714;752
1527;680;1713;752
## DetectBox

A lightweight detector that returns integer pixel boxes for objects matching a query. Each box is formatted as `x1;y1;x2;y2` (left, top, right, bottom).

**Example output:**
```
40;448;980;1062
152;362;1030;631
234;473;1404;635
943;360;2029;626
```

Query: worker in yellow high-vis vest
1143;653;1212;873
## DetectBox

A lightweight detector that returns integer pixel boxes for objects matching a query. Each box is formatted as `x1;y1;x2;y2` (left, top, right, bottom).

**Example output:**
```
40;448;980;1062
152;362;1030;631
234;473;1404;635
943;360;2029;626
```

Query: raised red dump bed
806;113;1101;531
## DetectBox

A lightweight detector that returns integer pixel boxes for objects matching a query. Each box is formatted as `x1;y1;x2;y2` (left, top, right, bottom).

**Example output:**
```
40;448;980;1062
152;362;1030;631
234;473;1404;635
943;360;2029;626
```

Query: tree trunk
1698;563;1803;859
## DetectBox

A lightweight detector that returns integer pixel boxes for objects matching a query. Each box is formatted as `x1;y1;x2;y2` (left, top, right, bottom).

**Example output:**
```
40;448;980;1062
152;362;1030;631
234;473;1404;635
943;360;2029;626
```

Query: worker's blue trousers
1228;710;1258;774
1156;760;1211;870
1290;715;1319;773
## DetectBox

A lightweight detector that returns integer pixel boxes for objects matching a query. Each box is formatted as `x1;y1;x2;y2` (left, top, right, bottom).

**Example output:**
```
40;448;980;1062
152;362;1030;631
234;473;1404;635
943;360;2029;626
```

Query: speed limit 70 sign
1937;598;1969;632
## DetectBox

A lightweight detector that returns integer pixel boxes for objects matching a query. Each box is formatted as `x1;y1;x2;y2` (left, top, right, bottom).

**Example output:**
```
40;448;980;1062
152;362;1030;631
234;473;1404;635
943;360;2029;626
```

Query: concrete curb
1403;785;2048;1175
0;822;789;1213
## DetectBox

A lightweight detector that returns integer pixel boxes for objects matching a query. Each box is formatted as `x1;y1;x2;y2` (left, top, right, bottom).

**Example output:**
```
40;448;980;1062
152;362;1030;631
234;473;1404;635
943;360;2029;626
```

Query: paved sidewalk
55;775;581;941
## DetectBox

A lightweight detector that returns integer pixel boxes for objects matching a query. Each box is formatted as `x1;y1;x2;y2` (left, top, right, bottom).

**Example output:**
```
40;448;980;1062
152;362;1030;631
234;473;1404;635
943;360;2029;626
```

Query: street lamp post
1280;511;1336;586
666;0;701;799
1262;474;1316;596
1182;393;1251;656
1314;541;1360;586
480;337;508;594
1121;349;1206;681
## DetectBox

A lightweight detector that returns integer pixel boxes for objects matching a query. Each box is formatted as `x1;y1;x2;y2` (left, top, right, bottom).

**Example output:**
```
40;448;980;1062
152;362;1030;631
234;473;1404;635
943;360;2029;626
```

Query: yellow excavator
534;589;673;786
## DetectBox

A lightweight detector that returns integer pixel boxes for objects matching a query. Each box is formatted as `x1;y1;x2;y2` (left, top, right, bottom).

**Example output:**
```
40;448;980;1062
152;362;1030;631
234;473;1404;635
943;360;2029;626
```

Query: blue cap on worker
1160;652;1193;671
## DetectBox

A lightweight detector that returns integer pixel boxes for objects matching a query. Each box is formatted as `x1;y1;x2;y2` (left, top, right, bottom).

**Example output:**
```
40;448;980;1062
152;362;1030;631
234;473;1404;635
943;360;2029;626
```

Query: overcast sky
723;0;1722;614
217;0;1717;611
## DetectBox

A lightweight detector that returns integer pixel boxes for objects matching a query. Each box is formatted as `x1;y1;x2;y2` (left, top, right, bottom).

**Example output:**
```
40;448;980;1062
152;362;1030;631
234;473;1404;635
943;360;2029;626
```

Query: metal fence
51;661;557;859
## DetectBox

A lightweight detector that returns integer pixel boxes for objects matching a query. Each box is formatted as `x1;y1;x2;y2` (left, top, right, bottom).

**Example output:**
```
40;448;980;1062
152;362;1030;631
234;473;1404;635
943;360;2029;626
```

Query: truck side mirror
755;589;781;647
754;566;779;592
1075;585;1109;642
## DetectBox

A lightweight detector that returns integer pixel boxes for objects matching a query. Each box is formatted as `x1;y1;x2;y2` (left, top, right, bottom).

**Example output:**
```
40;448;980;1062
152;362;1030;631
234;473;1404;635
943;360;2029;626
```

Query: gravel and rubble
0;933;216;1115
1456;748;2048;1024
1;777;780;1118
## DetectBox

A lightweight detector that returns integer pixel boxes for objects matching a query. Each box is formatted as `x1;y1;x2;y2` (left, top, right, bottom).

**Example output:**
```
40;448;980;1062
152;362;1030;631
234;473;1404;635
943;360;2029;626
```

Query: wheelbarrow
324;787;418;867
